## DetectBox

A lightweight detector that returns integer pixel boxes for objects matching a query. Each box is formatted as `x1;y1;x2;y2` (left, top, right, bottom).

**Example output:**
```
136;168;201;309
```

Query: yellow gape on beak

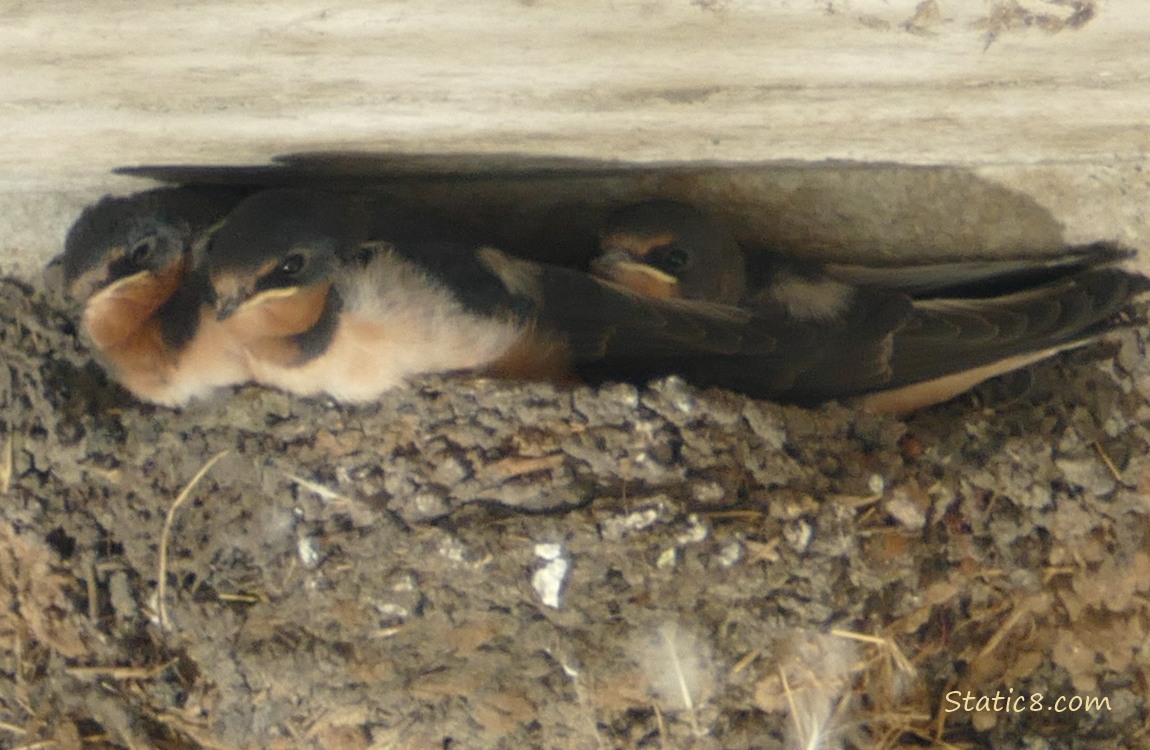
211;266;303;322
590;250;681;300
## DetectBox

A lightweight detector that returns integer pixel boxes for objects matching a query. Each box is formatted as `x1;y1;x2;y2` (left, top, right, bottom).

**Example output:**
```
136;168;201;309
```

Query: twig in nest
829;629;915;677
283;471;352;504
653;702;667;749
0;429;13;493
65;659;176;680
157;450;229;631
1093;438;1132;488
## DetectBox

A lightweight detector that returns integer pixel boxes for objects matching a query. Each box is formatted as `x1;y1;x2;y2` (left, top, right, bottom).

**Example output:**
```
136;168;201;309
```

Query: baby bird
593;199;1149;412
62;186;252;406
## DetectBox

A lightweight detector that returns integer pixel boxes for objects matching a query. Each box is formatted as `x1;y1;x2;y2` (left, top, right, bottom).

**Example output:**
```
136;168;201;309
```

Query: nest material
2;277;1149;748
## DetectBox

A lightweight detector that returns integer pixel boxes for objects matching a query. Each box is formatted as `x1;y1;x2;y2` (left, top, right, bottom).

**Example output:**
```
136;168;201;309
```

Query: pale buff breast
245;308;525;401
96;309;251;407
243;251;527;402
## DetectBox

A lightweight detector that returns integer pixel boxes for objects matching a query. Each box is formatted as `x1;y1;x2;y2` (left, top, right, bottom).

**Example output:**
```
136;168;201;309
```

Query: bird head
594;199;746;304
62;188;238;306
198;190;364;326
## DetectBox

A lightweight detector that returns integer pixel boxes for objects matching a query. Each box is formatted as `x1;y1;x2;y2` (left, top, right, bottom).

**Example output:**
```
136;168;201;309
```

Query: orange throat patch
82;261;185;350
230;282;334;341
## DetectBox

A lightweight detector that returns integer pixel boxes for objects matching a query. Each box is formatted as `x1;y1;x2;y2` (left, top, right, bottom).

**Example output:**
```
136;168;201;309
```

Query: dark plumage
592;199;1149;411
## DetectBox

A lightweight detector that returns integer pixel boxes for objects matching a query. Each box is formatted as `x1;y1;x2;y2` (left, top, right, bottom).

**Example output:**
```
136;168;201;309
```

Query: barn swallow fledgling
592;199;1150;411
197;189;551;401
62;187;253;406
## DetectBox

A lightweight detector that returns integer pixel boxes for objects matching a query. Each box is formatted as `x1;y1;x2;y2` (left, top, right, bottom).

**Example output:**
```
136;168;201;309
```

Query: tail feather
881;267;1147;393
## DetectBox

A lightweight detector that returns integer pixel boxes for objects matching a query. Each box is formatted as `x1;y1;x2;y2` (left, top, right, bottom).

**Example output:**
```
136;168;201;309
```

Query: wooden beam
1;1;1148;273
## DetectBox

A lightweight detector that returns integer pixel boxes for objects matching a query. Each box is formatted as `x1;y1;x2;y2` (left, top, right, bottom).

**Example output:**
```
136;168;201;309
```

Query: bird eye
278;253;306;276
130;238;154;264
651;244;690;272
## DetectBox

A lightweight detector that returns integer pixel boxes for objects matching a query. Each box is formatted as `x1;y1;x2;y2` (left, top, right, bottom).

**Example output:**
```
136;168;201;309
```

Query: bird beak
67;266;152;304
213;274;304;321
211;272;253;321
589;248;635;277
215;295;244;321
63;266;104;302
590;249;681;300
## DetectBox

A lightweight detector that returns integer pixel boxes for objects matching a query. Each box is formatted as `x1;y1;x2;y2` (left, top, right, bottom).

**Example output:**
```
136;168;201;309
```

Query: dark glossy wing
537;259;1147;405
821;242;1134;299
519;259;916;398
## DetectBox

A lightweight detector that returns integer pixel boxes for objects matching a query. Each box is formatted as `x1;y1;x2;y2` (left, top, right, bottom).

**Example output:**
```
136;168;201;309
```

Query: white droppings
600;506;661;541
532;543;569;609
439;535;466;563
297;534;320;568
623;507;660;531
391;575;417;592
691;482;725;505
376;602;409;621
676;514;709;545
784;520;813;552
535;542;563;560
884;487;927;531
716;541;742;568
